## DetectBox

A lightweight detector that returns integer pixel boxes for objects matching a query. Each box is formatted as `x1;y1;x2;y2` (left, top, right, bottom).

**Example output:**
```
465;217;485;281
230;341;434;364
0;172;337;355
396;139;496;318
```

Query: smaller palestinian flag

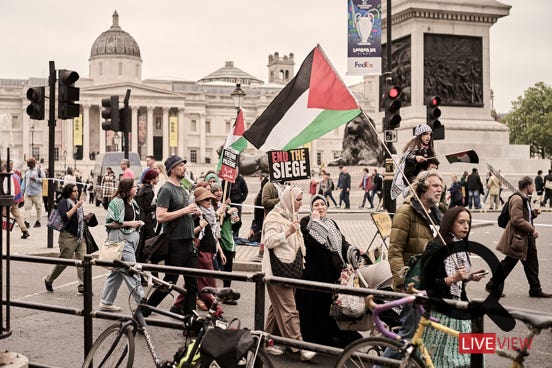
445;150;479;164
216;108;248;173
243;44;361;151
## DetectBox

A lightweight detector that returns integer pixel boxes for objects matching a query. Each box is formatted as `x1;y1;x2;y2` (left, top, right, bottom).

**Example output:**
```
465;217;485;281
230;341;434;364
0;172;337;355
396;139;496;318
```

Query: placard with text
267;148;310;182
218;147;239;183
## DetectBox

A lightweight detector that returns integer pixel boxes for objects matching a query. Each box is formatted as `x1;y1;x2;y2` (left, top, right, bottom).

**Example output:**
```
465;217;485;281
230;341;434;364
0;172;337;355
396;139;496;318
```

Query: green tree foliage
503;82;552;159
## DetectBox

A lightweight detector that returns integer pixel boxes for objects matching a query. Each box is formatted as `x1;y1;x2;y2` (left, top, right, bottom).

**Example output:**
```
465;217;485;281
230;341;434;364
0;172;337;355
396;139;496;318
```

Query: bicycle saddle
201;287;241;302
509;309;552;331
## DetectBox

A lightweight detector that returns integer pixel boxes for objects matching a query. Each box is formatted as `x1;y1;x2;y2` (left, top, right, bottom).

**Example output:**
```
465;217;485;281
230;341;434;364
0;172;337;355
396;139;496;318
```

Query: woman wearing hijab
262;186;316;361
296;194;362;347
419;206;485;368
43;183;86;294
98;178;145;311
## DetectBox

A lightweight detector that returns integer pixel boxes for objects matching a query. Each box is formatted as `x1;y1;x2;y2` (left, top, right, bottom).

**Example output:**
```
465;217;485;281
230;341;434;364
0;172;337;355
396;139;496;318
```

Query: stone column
178;108;186;158
162;107;169;159
131;106;138;153
82;104;90;161
146;106;154;156
99;104;106;154
199;114;205;163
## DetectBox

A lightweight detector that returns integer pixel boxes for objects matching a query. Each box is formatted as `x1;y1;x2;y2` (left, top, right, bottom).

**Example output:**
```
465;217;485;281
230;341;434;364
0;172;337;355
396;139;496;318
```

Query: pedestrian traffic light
101;96;120;131
426;96;445;140
58;69;80;119
384;86;402;129
26;86;45;120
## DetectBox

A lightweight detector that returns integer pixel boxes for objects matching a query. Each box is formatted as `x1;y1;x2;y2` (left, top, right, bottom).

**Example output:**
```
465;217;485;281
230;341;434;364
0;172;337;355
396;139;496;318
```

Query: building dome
198;61;263;86
89;11;141;61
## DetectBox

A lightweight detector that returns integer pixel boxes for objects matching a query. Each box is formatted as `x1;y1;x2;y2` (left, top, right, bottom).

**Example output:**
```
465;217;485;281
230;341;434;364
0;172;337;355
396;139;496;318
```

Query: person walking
486;172;501;210
337;166;351;209
23;157;44;228
371;169;383;211
101;167;117;210
448;174;463;208
322;172;338;207
358;167;374;209
119;159;135;180
2;164;30;239
145;155;200;316
534;170;544;205
383;169;443;363
43;184;86;294
541;169;552;208
460;170;469;206
139;155;156;184
135;169;159;263
466;168;483;209
262;186;316;361
98;178;145;311
485;176;552;298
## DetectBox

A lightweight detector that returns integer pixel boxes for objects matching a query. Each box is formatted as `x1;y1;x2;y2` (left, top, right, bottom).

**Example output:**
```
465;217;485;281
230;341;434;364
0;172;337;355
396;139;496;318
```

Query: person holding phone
418;206;485;368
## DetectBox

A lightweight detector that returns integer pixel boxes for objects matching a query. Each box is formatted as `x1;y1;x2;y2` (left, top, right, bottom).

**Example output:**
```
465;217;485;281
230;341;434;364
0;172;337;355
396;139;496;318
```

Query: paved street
1;201;552;367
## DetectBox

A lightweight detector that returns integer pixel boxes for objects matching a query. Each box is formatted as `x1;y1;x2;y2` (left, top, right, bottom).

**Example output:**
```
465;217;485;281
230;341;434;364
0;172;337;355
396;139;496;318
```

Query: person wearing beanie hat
145;154;200;317
296;194;362;348
142;169;159;183
210;182;222;193
401;123;436;185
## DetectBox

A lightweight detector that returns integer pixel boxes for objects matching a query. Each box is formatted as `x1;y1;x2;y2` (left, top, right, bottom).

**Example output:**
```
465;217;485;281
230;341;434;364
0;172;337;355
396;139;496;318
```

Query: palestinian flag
216;108;248;173
445;150;479;164
243;44;361;151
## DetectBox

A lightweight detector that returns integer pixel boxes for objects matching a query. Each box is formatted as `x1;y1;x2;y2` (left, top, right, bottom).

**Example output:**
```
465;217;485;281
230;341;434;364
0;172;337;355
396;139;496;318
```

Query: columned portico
162;107;169;159
82;105;90;160
146;106;154;156
131;106;138;152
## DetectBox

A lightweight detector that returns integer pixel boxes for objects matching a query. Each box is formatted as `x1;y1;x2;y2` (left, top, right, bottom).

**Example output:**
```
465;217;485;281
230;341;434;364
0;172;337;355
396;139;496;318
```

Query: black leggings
147;238;198;314
219;248;236;287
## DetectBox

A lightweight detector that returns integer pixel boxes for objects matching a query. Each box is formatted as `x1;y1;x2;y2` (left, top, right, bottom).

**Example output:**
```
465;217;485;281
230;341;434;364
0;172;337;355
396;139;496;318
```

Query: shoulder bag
47;208;66;231
143;221;176;263
98;240;125;261
268;248;303;279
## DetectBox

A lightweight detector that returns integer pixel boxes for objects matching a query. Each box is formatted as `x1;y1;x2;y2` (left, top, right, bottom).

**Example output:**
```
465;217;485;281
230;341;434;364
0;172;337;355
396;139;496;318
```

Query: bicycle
334;287;552;368
334;285;469;368
82;260;275;368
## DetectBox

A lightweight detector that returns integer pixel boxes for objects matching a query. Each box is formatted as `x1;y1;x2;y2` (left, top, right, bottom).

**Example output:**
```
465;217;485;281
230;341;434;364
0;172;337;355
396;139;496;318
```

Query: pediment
82;82;179;98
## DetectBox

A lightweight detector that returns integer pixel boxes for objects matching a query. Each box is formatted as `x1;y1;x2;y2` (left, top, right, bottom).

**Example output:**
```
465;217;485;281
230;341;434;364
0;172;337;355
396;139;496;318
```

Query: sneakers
300;350;317;361
33;221;41;228
24;221;30;229
21;231;30;239
43;277;53;292
529;291;552;298
265;345;284;356
99;302;121;312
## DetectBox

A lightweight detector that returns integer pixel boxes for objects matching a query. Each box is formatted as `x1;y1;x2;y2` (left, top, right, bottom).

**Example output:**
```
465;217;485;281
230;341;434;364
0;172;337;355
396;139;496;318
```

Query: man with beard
145;155;201;316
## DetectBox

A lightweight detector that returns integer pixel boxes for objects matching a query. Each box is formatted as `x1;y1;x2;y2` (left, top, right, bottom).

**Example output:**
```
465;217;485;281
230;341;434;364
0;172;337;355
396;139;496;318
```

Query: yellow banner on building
73;115;83;146
169;116;178;147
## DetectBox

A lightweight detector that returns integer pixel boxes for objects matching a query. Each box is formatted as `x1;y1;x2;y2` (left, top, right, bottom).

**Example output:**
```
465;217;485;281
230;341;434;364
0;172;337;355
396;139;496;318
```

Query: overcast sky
1;0;550;114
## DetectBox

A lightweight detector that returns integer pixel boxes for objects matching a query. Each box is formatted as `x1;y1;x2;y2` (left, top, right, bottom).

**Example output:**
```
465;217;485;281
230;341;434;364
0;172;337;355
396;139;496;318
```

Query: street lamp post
113;132;121;152
230;81;246;110
31;125;35;158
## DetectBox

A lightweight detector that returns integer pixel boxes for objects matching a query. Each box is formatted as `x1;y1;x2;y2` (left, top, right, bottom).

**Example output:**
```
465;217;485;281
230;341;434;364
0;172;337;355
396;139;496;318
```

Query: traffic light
384;86;402;129
26;86;45;120
58;69;80;119
120;106;131;132
101;96;120;131
426;96;445;140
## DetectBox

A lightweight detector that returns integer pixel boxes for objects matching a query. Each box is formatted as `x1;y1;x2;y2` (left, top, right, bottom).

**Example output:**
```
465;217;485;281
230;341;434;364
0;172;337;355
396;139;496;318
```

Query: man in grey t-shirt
146;155;201;316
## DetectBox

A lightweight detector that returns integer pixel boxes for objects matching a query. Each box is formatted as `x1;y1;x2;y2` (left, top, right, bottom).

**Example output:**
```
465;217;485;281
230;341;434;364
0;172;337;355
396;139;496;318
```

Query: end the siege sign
268;148;310;182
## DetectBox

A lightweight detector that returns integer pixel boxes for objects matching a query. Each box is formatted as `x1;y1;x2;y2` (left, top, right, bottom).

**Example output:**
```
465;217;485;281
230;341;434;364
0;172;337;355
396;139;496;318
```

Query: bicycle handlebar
112;259;187;295
366;295;415;340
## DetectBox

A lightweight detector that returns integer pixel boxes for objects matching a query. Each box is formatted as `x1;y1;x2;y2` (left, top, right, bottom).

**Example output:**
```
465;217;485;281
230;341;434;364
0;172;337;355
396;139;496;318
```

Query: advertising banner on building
169;116;178;147
268;148;311;182
347;0;382;75
73;115;83;146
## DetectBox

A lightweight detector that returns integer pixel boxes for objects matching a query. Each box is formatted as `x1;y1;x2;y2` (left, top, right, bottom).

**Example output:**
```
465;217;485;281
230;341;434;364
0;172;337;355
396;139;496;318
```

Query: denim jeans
377;303;421;366
100;230;143;305
468;189;481;209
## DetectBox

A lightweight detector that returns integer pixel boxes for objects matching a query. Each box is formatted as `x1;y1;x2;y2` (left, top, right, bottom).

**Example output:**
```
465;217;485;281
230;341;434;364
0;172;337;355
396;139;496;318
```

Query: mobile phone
471;271;489;278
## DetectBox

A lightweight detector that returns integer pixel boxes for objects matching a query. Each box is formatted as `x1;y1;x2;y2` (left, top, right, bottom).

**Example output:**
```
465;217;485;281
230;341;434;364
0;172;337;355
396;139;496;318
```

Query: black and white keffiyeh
444;236;471;298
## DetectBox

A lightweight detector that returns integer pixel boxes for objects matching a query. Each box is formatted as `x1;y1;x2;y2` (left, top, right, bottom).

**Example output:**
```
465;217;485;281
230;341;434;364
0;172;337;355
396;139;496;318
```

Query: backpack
403;254;424;290
497;193;522;228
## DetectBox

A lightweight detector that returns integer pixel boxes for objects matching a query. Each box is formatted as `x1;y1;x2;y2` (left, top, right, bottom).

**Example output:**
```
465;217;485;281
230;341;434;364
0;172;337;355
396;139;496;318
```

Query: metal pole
47;61;56;248
123;89;131;160
253;273;266;331
82;255;94;357
382;0;396;214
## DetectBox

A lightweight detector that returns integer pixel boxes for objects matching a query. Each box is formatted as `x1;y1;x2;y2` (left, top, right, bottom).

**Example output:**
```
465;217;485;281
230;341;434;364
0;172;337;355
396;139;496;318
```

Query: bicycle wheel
82;324;135;368
334;336;423;368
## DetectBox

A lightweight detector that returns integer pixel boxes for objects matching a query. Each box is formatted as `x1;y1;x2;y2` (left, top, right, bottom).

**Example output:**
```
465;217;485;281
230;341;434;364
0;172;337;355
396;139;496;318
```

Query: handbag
98;240;125;261
330;265;367;320
84;213;98;227
268;248;303;279
545;180;552;190
47;209;66;231
143;221;176;263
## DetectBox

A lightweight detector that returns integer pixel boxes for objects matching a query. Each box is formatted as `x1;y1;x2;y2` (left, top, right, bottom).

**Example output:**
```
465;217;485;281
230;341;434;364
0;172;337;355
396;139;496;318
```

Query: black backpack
497;193;522;228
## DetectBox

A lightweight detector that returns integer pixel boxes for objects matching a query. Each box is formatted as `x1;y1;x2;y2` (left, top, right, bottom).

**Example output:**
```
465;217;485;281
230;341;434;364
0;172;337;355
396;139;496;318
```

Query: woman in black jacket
135;169;159;262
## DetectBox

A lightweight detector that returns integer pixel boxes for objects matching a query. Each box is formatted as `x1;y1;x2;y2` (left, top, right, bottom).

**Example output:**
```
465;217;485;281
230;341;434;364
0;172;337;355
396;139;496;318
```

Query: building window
190;149;197;163
226;121;231;133
317;151;322;166
54;147;60;161
32;147;40;160
155;117;162;130
191;119;197;132
205;120;211;133
205;149;212;164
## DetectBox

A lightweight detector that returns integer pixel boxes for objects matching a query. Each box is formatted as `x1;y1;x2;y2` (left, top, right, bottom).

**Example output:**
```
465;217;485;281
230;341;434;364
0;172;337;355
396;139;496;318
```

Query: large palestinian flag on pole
243;44;361;151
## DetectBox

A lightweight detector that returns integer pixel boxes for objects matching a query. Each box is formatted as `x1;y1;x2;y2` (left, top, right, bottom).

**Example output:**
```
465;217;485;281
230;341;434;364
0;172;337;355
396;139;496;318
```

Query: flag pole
221;181;229;225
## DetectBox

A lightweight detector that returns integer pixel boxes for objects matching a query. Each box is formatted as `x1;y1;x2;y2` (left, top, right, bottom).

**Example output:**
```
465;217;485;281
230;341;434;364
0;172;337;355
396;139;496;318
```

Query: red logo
458;333;534;354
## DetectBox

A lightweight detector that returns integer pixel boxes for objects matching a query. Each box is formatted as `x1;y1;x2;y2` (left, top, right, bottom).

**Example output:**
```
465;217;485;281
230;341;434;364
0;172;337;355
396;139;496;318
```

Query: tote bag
47;209;66;231
98;240;125;261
